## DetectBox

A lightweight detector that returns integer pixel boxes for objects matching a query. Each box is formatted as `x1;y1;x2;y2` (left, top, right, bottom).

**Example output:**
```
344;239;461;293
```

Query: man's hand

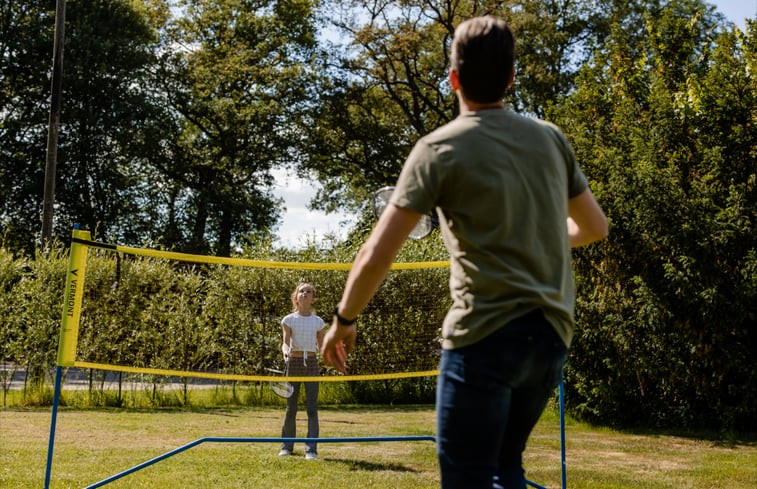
320;321;356;373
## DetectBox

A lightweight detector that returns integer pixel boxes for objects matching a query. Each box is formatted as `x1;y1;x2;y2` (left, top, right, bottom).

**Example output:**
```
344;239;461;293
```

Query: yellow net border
57;229;449;382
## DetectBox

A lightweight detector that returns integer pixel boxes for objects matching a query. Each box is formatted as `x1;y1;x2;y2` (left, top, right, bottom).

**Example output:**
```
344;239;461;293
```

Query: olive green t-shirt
391;109;588;349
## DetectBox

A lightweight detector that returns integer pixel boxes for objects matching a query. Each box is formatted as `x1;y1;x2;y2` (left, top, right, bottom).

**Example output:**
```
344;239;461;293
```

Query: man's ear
449;69;460;91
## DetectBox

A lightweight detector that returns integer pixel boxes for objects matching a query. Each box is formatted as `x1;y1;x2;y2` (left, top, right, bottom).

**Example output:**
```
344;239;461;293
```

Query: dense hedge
550;22;756;434
1;228;754;433
0;235;450;408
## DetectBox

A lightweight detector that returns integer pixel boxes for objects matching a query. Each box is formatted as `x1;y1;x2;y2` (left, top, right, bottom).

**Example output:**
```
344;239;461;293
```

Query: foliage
0;0;57;254
0;247;25;405
0;0;172;249
2;246;67;392
147;0;321;255
0;0;321;255
551;6;756;432
0;0;754;432
53;0;166;244
0;234;450;406
302;0;619;213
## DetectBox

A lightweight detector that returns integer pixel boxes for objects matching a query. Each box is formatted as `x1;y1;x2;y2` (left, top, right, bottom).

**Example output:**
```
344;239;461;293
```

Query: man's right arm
567;188;608;247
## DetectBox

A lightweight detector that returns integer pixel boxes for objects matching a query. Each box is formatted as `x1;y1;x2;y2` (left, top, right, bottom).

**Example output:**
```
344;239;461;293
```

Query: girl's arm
281;324;292;361
316;328;325;351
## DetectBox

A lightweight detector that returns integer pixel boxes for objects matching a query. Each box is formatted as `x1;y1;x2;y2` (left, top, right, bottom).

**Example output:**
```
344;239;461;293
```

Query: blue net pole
526;480;550;489
560;373;567;489
84;436;437;489
82;434;561;489
44;366;64;489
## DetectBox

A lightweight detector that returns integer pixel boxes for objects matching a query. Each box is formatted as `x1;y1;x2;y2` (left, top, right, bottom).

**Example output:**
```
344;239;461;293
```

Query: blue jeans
281;356;320;453
436;309;567;489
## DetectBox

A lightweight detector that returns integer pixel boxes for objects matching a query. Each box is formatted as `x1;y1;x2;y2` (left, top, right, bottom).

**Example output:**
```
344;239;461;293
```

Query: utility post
41;0;67;248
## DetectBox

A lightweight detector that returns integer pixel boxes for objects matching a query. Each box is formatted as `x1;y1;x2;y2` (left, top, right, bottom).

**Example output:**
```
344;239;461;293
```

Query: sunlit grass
1;403;755;489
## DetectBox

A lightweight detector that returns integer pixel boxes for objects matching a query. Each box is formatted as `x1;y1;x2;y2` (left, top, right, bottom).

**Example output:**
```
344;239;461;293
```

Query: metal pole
560;373;567;489
41;0;67;248
44;366;64;489
84;436;437;488
79;432;554;489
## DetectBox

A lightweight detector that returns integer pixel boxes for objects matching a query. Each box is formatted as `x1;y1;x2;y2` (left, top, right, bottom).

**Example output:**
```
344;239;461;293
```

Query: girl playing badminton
279;282;325;460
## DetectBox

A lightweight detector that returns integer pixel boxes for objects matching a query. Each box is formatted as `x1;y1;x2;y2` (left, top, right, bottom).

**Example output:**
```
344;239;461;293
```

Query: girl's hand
282;344;291;362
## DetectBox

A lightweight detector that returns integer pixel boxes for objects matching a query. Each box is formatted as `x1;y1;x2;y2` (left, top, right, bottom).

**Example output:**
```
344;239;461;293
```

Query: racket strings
269;365;294;399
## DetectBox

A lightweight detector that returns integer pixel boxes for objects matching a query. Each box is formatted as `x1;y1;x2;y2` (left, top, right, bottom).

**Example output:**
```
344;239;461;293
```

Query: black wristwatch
333;304;357;326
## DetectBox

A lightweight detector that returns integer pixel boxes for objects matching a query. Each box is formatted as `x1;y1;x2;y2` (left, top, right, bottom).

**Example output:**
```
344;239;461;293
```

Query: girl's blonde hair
291;282;316;313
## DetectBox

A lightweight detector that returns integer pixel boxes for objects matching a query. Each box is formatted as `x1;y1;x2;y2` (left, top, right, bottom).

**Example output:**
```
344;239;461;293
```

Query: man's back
392;109;588;348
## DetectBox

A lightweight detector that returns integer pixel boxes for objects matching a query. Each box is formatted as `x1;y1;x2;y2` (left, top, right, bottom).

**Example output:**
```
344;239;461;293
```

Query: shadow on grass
570;417;757;447
323;457;420;473
320;404;434;412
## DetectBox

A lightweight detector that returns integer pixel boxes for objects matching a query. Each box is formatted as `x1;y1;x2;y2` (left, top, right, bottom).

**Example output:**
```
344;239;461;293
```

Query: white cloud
271;168;355;248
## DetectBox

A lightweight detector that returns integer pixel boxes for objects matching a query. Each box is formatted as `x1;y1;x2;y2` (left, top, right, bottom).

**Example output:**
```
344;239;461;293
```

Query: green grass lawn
1;403;755;489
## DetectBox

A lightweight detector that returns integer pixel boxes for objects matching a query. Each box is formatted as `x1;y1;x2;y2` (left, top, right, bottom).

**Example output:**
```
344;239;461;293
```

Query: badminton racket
266;366;294;398
372;186;436;239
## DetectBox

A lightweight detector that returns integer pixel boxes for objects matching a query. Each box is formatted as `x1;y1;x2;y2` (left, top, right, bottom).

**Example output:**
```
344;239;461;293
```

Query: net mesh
70;240;450;382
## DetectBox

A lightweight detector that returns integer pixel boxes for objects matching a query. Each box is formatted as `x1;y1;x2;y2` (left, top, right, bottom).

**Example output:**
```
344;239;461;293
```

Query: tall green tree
55;0;167;244
150;0;320;256
553;2;755;431
301;0;622;216
0;1;56;253
0;0;170;251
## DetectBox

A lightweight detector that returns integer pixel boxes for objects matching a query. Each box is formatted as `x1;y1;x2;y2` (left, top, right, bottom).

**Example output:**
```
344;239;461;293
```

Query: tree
552;2;755;431
301;0;622;216
0;1;56;253
0;248;24;404
148;0;321;255
54;0;168;244
0;0;170;251
1;0;322;255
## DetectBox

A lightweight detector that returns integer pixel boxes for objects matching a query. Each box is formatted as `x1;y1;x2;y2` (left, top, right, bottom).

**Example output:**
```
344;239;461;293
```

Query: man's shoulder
513;113;566;137
499;110;562;133
423;115;478;142
424;110;558;138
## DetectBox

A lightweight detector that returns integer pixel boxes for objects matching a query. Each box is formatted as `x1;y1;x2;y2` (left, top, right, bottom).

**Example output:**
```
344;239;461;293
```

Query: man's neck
457;93;504;114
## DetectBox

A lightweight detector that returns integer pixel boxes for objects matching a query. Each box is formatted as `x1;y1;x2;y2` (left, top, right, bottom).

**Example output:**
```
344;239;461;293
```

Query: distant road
1;362;222;391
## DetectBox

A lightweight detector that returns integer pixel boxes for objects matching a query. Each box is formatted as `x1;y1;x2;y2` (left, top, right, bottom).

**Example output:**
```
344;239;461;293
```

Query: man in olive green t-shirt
322;15;608;489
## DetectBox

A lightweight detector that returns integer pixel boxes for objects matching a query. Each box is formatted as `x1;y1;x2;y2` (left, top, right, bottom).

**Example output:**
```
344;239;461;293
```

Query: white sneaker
305;452;318;460
278;449;292;457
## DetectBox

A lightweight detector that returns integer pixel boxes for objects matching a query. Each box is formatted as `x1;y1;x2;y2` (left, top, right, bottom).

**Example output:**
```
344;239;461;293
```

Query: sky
714;0;755;30
270;168;357;248
271;0;754;249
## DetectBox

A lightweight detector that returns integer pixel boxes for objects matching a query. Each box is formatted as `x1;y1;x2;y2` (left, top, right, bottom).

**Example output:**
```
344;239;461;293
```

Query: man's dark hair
451;16;516;104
